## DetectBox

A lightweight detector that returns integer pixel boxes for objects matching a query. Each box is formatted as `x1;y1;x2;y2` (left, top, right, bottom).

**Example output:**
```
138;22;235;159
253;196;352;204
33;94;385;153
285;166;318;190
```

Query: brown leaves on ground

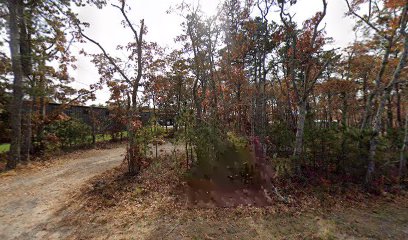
53;152;408;239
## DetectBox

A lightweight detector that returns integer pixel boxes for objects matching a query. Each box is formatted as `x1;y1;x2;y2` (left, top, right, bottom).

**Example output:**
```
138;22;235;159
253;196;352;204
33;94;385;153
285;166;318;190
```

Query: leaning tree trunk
361;43;392;130
366;33;408;185
293;99;307;172
6;0;24;170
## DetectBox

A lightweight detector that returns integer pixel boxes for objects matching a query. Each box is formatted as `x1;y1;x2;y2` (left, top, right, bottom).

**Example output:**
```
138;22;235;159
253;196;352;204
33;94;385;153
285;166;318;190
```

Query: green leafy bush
266;121;295;158
45;118;92;148
187;125;256;186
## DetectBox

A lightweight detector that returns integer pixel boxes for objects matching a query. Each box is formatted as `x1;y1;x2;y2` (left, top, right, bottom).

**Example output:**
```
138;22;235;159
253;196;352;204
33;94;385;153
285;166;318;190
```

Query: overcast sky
71;0;356;105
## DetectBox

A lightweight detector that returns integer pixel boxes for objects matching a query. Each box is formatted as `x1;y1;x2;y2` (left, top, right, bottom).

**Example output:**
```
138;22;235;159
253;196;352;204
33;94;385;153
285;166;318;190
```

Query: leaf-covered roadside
49;150;408;239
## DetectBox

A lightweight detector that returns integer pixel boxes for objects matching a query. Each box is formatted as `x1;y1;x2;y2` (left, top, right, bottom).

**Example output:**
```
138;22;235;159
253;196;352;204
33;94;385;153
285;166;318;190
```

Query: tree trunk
126;94;139;175
20;4;33;162
293;99;307;172
127;89;140;175
361;43;391;130
6;0;24;170
127;20;144;175
78;12;145;175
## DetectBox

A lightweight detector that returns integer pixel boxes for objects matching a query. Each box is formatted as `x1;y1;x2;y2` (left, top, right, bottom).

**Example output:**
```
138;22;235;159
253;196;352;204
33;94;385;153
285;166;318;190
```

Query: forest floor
0;142;408;239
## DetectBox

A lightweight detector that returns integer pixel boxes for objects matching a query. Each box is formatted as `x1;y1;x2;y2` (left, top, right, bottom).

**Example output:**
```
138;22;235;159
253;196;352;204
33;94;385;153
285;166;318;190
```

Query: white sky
70;0;356;105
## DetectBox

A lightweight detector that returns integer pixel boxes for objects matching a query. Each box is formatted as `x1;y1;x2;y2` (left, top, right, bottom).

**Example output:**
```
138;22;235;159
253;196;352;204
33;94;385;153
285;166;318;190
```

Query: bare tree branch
76;23;132;85
344;0;389;41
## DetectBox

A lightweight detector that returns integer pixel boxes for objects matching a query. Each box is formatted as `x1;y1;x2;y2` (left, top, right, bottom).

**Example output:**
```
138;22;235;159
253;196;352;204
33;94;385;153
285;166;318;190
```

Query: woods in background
1;0;408;191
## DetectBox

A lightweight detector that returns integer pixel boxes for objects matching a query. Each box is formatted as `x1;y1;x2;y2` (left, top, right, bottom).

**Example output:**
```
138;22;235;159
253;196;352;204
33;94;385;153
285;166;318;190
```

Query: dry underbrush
50;150;408;239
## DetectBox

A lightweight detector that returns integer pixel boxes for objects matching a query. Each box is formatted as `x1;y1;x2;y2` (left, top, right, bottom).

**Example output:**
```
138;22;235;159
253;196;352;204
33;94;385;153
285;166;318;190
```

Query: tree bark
20;2;33;162
293;99;307;171
6;0;24;169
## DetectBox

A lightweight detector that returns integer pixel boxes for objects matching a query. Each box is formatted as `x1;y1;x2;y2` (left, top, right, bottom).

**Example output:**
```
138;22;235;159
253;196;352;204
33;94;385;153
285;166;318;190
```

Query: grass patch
0;143;10;153
95;131;128;143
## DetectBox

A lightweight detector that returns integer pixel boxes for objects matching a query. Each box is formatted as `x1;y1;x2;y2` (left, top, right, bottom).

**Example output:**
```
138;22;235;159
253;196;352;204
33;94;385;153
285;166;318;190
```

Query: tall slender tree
6;0;24;169
77;0;145;174
279;0;337;173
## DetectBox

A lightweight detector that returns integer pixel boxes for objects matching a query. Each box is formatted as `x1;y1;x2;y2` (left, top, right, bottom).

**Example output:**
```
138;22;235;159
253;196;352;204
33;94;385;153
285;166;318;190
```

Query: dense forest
0;0;408;239
0;0;408;238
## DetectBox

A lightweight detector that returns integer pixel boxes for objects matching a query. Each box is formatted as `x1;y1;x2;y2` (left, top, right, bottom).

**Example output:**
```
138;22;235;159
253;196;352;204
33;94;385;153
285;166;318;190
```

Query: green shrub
46;118;92;148
187;125;256;186
266;121;295;158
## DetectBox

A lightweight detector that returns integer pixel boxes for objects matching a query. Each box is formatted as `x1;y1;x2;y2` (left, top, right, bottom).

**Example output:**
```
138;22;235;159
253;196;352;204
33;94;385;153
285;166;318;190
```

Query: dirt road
0;146;126;240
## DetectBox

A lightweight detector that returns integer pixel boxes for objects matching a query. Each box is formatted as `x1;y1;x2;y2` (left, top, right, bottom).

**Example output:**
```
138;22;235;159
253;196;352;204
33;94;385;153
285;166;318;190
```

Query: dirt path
0;146;126;240
2;143;407;239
